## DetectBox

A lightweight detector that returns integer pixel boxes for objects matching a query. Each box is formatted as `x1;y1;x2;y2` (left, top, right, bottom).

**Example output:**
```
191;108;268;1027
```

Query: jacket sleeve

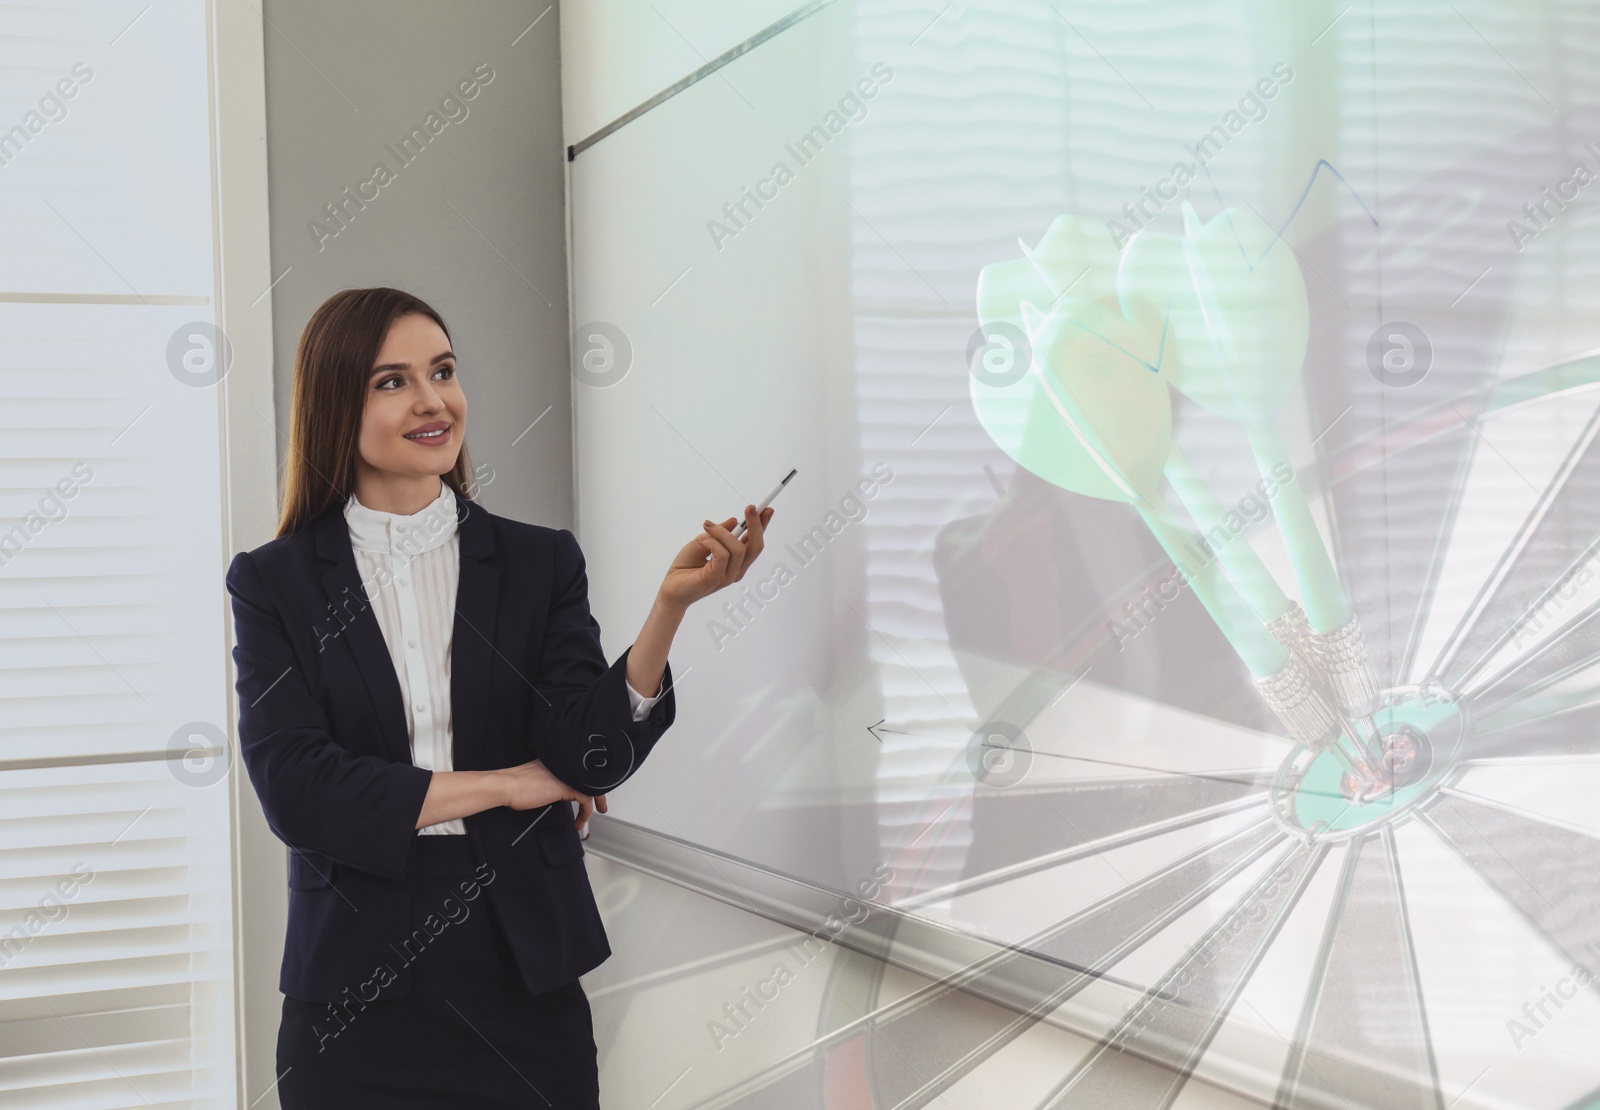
527;528;676;794
227;549;432;880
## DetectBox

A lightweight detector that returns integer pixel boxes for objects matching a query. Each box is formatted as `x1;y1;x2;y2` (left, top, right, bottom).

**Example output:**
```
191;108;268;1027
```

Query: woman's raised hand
495;758;608;833
658;504;775;611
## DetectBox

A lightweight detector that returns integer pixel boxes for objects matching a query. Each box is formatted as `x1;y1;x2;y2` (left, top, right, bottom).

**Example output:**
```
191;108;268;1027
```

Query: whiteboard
568;3;1600;1105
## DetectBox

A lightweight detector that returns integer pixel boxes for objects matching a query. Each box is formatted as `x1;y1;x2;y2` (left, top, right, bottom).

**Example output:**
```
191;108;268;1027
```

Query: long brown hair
275;287;476;537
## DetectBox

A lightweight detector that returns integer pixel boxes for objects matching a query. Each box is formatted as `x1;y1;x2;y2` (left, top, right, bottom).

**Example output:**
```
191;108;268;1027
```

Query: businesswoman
225;287;773;1109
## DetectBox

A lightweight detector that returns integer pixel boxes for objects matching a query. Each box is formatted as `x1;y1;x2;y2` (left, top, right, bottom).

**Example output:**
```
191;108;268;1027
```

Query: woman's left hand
658;504;775;610
574;792;608;837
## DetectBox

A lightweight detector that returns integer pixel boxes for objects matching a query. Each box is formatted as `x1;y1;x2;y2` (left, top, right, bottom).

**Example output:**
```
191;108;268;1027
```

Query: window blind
0;1;238;1106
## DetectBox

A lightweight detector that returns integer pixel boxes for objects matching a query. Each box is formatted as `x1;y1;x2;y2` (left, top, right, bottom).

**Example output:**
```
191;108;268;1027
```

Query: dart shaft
1136;504;1287;677
1247;423;1352;632
1163;444;1294;624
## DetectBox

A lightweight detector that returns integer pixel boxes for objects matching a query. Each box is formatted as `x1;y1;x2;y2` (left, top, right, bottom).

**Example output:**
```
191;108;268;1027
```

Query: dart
1120;203;1388;780
972;220;1349;763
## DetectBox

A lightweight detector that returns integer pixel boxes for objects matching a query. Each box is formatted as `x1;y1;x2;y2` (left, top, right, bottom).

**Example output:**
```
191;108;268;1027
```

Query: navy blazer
225;488;675;1004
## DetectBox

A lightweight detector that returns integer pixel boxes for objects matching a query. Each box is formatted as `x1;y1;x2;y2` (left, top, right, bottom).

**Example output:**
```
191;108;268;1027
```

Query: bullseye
1269;682;1467;841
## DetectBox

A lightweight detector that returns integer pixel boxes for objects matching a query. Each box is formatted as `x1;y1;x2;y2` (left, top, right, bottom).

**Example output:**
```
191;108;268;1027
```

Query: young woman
226;287;772;1108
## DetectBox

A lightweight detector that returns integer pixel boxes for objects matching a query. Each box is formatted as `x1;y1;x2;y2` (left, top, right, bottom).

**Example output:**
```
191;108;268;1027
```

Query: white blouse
344;478;662;834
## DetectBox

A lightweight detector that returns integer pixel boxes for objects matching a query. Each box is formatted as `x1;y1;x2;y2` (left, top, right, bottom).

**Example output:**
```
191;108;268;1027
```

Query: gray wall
253;3;571;1103
263;0;573;529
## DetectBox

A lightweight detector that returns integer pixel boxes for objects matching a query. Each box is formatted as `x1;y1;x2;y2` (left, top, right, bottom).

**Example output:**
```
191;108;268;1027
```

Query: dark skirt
276;836;600;1109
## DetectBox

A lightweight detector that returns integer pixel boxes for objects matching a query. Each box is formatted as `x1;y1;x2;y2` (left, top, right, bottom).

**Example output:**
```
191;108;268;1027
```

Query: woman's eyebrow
370;350;456;375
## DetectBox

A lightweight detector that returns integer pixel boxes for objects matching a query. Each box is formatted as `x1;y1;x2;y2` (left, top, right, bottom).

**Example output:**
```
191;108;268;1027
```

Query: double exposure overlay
567;3;1600;1106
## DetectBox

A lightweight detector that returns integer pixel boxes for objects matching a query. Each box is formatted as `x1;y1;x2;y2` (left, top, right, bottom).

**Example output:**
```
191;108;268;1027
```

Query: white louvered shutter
0;2;238;1106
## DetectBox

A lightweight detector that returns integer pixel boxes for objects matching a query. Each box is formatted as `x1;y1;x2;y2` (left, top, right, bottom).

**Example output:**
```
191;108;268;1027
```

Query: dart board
809;357;1600;1110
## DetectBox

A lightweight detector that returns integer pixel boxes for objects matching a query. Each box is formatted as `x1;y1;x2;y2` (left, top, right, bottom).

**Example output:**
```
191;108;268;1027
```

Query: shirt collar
344;478;459;556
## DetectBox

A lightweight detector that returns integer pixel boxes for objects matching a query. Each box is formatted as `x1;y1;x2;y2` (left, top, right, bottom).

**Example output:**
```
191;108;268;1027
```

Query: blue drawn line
1055;311;1160;374
1154;287;1173;373
1200;158;1379;268
1014;160;1375;387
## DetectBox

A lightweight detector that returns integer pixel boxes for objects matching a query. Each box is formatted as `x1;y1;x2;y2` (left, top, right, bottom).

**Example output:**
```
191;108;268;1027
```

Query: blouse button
407;638;418;649
416;703;428;714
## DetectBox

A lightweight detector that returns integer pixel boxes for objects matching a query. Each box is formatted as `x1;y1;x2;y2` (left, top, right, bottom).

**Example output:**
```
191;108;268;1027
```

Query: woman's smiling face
357;312;468;484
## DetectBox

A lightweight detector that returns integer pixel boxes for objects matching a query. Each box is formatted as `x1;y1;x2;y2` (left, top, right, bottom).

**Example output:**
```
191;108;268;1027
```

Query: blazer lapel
313;505;413;765
310;488;499;770
450;491;498;772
